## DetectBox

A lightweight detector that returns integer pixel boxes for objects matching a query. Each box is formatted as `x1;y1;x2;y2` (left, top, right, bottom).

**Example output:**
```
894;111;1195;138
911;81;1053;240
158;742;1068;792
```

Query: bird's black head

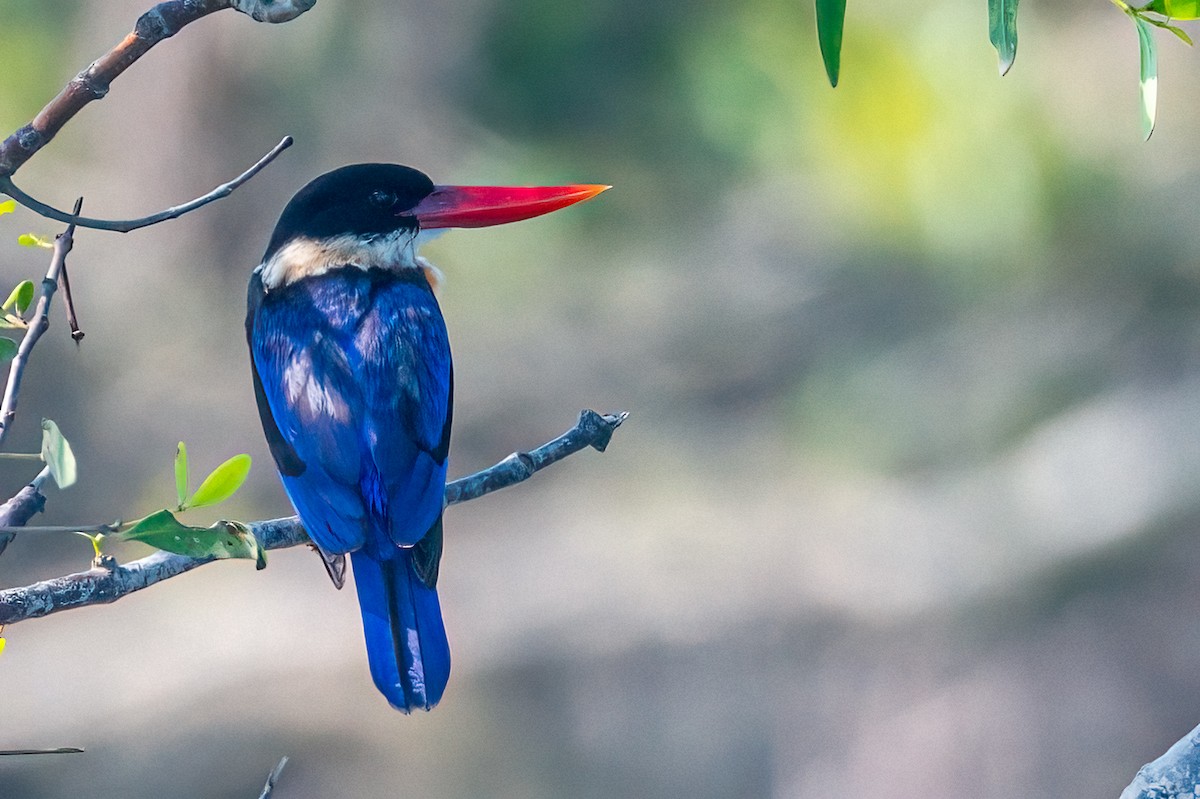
264;163;434;260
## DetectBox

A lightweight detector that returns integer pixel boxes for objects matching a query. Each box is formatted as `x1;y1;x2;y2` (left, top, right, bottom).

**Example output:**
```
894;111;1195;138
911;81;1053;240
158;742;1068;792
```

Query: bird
246;163;607;712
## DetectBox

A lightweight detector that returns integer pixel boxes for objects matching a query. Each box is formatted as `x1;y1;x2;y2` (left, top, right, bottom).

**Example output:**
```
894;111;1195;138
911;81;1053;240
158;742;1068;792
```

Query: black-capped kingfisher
246;164;607;711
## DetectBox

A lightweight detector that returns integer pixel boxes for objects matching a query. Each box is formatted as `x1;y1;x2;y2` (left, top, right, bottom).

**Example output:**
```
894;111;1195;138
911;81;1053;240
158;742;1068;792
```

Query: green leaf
174;442;189;510
17;233;51;249
112;509;262;564
1135;14;1159;140
189;453;251;509
0;199;14;216
1164;22;1195;45
989;0;1020;76
3;280;34;315
40;418;77;489
815;0;847;88
1147;0;1200;20
0;338;16;362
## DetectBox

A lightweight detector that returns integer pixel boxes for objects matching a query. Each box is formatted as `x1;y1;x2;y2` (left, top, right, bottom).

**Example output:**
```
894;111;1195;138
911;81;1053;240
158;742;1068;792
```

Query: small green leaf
1164;22;1195;45
1134;13;1159;140
815;0;847;88
1147;0;1200;20
3;280;34;315
0;338;16;362
112;509;261;563
17;233;52;249
189;453;251;509
0;199;14;216
40;419;77;489
989;0;1021;76
174;442;189;510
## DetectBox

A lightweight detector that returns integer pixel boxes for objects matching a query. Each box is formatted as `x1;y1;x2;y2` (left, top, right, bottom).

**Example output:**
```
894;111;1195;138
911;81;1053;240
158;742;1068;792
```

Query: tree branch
1122;721;1200;798
0;0;313;228
258;757;289;799
0;467;50;558
0;137;293;233
0;200;81;449
0;410;627;625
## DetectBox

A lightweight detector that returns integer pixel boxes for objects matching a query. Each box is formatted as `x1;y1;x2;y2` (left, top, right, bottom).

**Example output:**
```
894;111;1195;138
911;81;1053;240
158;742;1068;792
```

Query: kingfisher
246;163;607;711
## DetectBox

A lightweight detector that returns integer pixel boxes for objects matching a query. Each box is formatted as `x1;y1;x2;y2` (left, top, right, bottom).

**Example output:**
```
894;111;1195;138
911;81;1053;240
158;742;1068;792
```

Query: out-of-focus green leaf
188;454;251;509
1134;14;1159;140
1163;23;1194;45
1147;0;1200;20
17;234;51;249
989;0;1020;76
40;418;77;489
174;442;189;510
815;0;847;88
0;199;15;216
3;280;34;315
0;338;16;362
113;509;262;564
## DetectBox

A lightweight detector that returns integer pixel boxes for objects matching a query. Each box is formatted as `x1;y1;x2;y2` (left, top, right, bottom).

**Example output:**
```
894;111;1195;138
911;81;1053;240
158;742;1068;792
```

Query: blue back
249;267;452;557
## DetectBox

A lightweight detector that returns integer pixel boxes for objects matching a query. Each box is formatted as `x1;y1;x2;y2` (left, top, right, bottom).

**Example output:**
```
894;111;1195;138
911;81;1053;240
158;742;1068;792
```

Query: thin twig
444;409;628;505
258;757;289;799
57;256;82;342
0;410;627;625
0;199;81;449
0;748;84;756
0;137;293;233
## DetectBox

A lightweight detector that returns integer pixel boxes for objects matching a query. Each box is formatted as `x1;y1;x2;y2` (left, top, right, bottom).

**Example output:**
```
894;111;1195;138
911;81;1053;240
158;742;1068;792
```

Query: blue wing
247;267;452;557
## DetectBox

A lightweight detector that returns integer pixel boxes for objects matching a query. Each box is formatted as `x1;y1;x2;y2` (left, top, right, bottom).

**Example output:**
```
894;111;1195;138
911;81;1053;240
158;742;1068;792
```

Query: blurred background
2;0;1200;795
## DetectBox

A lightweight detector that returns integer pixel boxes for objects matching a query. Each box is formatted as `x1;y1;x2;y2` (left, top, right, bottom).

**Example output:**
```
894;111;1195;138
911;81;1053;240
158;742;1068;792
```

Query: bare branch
0;200;81;449
0;0;311;228
444;409;629;505
0;137;293;233
233;0;316;23
258;757;289;799
0;411;627;626
0;467;50;558
0;0;313;178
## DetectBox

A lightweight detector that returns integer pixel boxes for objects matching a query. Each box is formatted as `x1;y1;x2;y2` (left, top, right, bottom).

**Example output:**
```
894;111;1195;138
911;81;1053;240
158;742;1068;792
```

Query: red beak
411;183;610;229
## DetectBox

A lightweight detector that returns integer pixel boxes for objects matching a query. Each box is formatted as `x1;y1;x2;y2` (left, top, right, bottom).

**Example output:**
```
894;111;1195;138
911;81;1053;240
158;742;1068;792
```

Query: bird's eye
368;190;395;208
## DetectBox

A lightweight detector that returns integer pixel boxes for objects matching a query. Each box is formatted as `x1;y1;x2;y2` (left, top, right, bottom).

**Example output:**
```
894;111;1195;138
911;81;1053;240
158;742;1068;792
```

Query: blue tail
350;549;451;712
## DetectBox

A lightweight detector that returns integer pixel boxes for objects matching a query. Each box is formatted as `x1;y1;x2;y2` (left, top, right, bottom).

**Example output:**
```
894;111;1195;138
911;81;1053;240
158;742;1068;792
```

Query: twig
0;748;84;756
444;409;629;505
0;0;313;178
0;466;50;557
0;200;81;449
0;410;627;626
258;757;288;799
0;0;312;230
57;255;83;342
1122;721;1200;798
0;137;293;233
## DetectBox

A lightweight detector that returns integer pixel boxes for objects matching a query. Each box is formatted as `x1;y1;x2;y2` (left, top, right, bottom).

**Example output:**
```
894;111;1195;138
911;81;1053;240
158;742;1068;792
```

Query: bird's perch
0;410;627;626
